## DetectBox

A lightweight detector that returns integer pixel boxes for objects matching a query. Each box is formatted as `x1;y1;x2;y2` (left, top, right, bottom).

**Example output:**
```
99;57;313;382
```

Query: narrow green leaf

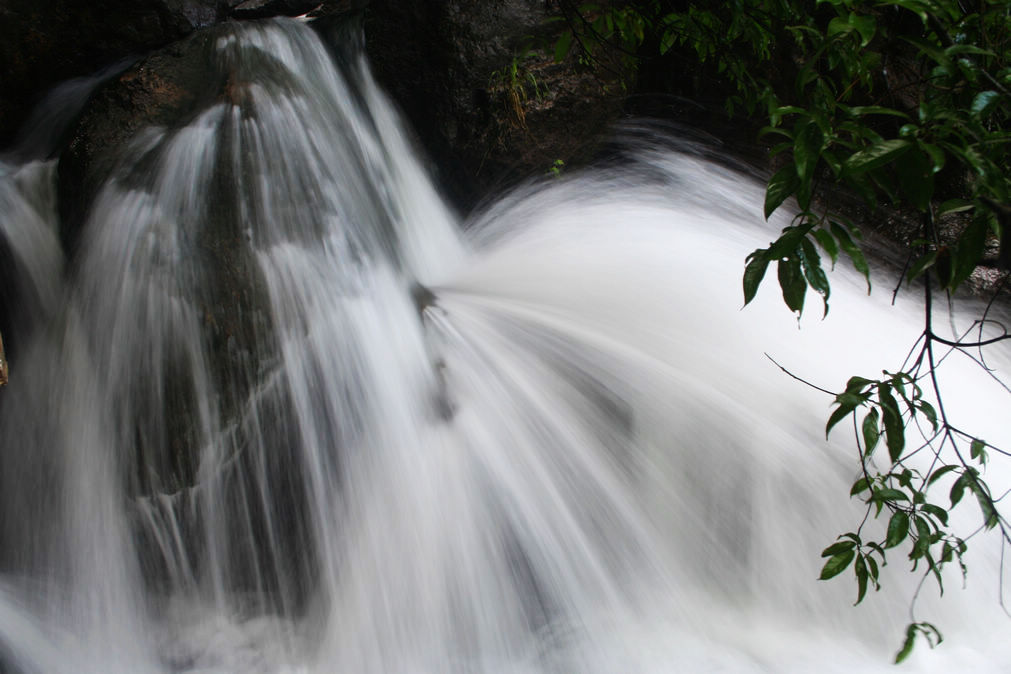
862;408;880;455
821;540;857;557
920;142;945;173
895;623;917;664
765;165;799;219
927;553;944;594
845;376;874;393
799;237;830;316
878;384;905;463
885;510;910;548
875;488;909;502
778;255;807;315
851;476;872;496
950;475;966;507
846;105;909;118
831;222;871;291
659;29;676;55
743;251;771;306
794;120;824;184
554;30;573;63
819;548;856;579
970;90;1000;118
921;503;949;526
826;392;866;437
949;217;988;290
917;400;938;431
967;474;999;529
926;464;958;487
906;250;938;284
854;554;869;604
844;139;912;175
812;229;839;266
937;199;972;216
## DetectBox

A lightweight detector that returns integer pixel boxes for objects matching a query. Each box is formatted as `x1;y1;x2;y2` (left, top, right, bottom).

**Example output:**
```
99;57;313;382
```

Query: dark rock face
53;21;312;603
364;0;630;208
0;0;232;150
230;0;320;19
57;27;223;246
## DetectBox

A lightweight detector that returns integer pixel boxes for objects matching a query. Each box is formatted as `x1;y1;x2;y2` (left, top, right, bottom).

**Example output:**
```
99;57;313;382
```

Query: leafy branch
549;0;1011;661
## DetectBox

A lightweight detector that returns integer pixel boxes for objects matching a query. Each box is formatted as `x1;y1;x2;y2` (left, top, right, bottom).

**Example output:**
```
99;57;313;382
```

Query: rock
230;0;321;19
363;0;631;209
0;0;228;151
57;23;265;494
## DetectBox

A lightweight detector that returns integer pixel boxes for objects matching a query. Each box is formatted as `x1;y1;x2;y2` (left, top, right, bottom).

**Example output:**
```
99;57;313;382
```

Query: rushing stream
0;17;1009;673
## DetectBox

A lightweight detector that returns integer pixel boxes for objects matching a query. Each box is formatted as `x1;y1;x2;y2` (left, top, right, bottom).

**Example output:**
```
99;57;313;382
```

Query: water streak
0;18;1008;674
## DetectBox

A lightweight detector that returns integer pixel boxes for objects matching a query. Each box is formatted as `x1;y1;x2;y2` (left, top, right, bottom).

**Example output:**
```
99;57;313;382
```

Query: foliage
489;50;544;129
552;0;1011;661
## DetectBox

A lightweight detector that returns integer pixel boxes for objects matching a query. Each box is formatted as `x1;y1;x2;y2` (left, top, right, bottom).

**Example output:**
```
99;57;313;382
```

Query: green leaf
845;376;874;393
659;29;676;55
921;503;949;526
895;623;917;664
826;392;866;437
799;237;830;316
743;250;771;306
822;540;857;557
970;438;987;465
937;199;972;216
778;255;807;314
765;165;799;219
906;250;938;284
949;217;988;290
854;554;869;604
925;464;958;487
827;16;852;39
845;105;909;119
971;90;1001;118
819;548;856;579
848;12;876;46
862;408;880;455
950;475;966;507
946;45;995;58
967;474;999;529
794;120;824;185
844;139;913;175
813;229;839;266
885;510;910;548
888;0;928;24
878;384;905;463
920;142;945;173
917;400;938;432
831;222;871;291
875;487;909;502
851;476;872;496
554;30;573;63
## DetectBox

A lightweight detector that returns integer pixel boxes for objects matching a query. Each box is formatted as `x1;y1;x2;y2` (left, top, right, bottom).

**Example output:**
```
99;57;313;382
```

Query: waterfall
0;17;1008;673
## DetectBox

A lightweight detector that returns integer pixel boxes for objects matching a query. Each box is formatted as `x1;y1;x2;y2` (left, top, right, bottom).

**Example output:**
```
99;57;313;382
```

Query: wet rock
363;0;631;209
0;0;228;150
230;0;321;19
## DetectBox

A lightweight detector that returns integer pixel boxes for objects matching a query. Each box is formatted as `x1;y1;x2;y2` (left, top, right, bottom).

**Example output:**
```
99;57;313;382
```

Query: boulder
0;0;233;150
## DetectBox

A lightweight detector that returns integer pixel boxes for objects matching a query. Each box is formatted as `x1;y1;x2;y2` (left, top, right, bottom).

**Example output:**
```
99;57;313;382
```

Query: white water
0;18;1009;673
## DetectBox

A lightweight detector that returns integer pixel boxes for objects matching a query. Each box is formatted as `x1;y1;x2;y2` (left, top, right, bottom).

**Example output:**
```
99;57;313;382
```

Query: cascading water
0;17;1008;673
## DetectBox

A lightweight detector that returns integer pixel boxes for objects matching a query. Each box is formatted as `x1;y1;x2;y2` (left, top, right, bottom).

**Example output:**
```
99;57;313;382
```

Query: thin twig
764;353;836;395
